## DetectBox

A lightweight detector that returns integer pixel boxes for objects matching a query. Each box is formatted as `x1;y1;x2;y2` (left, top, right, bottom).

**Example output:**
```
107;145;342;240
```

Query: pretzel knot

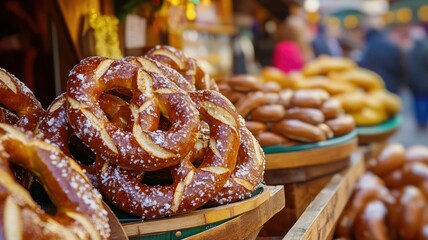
0;123;110;239
145;45;219;91
97;90;240;219
66;57;200;171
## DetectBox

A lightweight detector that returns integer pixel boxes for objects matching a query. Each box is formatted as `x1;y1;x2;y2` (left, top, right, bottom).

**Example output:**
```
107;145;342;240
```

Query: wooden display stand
283;152;365;240
114;185;285;239
258;131;358;238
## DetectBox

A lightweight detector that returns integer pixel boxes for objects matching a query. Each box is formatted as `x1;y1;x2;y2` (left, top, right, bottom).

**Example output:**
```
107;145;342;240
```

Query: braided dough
66;57;200;171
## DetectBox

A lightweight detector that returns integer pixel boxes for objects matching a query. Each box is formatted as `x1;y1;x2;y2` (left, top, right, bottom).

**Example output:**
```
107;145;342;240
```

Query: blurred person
312;23;343;57
272;15;313;73
406;26;428;129
359;17;404;94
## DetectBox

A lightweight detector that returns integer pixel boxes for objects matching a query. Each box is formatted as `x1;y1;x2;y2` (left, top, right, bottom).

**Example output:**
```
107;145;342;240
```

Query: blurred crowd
245;7;428;130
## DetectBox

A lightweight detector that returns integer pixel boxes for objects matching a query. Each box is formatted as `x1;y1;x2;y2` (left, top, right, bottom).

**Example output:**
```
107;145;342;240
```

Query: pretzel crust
66;57;200;171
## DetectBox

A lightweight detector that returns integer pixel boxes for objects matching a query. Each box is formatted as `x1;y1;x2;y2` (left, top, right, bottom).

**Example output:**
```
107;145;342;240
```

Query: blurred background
0;0;427;145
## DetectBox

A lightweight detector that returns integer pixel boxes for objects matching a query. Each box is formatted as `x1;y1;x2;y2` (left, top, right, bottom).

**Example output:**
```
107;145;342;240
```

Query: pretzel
220;89;245;104
226;75;261;92
271;119;326;143
318;123;334;139
0;68;46;189
277;89;293;108
260;81;281;93
145;45;218;91
250;104;286;122
245;120;268;135
97;90;240;218
235;91;278;117
66;56;200;171
367;144;405;176
321;98;343;119
0;123;110;239
325;114;355;136
353;200;389;240
290;89;329;108
336;173;393;239
392;186;426;240
256;131;298;147
283;107;325;125
209;116;265;205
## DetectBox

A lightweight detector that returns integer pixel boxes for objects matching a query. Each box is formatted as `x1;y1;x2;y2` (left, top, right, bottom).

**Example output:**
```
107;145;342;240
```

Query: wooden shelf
283;152;365;240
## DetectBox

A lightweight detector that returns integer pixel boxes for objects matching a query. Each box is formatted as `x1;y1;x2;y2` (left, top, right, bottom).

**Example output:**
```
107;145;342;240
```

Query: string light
88;9;122;59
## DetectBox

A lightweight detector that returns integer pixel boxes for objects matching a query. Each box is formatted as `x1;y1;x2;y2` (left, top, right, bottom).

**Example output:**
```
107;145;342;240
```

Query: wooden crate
111;185;284;240
258;137;358;238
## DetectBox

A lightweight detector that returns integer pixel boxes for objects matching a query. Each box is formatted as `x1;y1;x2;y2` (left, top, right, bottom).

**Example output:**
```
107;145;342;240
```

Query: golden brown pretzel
245;120;268;135
336;173;393;239
66;56;200;171
221;90;245;104
0;68;46;189
321;98;343;119
260;81;281;93
97;90;240;219
271;119;326;143
353;200;389;240
250;104;286;122
402;162;428;186
290;89;329;108
318;123;334;139
255;131;293;147
325;114;355;136
226;75;262;92
145;45;218;91
0;123;110;239
283;107;325;125
392;186;426;240
277;89;293;108
235;91;274;117
209;116;265;205
367;144;405;176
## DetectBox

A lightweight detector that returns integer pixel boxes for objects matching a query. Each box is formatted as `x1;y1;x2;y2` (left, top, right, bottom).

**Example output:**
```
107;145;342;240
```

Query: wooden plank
264;158;350;184
284;152;365;240
265;138;357;170
104;202;129;240
185;186;285;240
122;185;271;237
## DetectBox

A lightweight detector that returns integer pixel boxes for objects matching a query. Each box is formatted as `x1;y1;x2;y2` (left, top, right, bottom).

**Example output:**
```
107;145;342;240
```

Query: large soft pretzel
97;90;240;218
0;123;110;239
145;45;218;91
0;68;46;188
209;116;265;205
66;56;200;171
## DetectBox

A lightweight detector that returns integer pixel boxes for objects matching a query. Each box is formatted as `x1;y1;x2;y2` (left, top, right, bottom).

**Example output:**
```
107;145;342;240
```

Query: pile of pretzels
218;74;356;147
336;144;428;239
0;45;265;238
287;55;402;126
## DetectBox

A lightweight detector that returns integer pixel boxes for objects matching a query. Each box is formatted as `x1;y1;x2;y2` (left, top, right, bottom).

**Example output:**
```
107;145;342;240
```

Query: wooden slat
103;202;129;240
264;158;350;185
283;152;365;240
265;138;357;170
122;185;271;237
358;128;398;144
185;185;285;240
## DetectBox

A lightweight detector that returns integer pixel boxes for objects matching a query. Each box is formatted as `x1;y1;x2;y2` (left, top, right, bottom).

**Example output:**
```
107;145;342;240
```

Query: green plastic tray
262;130;357;155
357;114;403;136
